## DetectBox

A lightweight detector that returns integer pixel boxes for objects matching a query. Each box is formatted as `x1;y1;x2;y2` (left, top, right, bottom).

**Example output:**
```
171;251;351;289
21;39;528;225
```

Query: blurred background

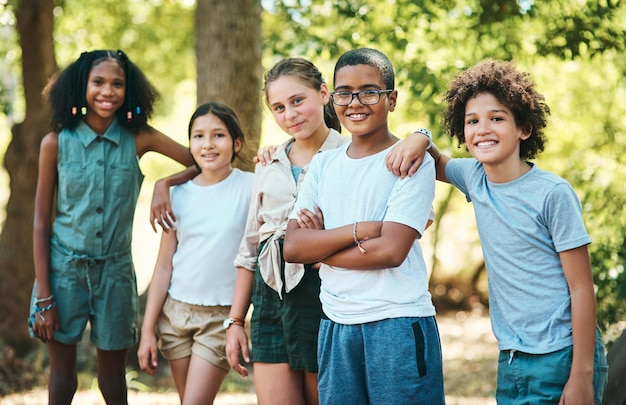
0;0;624;402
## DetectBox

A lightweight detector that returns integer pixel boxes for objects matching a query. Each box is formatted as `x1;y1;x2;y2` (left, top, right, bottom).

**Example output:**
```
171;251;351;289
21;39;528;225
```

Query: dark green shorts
250;245;322;373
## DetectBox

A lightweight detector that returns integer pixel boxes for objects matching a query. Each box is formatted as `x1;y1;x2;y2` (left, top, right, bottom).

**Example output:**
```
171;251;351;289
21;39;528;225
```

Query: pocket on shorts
411;321;427;377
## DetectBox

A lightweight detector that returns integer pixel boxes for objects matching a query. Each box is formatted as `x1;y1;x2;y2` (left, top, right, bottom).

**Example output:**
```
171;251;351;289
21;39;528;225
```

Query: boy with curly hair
388;60;608;404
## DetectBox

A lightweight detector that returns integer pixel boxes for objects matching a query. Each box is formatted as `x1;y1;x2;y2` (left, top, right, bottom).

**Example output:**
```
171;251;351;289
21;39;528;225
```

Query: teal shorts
496;327;608;404
29;239;138;350
250;241;323;372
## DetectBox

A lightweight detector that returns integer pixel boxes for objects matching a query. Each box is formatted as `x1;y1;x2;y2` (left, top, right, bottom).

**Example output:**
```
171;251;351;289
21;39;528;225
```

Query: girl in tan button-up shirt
226;57;346;405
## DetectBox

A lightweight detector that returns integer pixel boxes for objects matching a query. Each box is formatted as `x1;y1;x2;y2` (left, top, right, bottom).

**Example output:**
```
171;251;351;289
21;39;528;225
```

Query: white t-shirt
291;142;437;324
168;168;254;306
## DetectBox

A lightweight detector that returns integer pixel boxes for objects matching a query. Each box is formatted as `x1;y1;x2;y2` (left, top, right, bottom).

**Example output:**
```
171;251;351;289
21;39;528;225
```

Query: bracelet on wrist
352;222;367;254
224;316;245;330
35;294;54;304
35;301;57;313
413;128;433;150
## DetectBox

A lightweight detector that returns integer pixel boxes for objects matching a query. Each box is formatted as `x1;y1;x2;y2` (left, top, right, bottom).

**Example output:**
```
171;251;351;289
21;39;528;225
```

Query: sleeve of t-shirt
544;181;592;252
445;157;480;202
384;153;436;235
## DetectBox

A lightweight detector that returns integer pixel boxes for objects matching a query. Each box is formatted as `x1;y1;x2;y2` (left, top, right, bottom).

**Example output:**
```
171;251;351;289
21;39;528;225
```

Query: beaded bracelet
35;301;57;313
352;222;367;254
34;301;57;322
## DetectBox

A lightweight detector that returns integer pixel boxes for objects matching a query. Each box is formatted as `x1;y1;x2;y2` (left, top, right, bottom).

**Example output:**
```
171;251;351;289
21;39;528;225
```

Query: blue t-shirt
446;158;591;353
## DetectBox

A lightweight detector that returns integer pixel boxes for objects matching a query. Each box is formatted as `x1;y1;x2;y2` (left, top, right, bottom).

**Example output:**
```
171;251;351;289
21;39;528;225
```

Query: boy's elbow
283;244;298;262
283;235;298;262
387;254;406;268
381;246;409;268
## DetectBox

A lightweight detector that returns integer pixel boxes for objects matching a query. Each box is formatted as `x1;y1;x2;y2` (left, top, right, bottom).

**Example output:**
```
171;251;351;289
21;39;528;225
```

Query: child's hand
297;206;324;230
137;333;159;376
225;325;251;377
559;372;594;405
33;305;59;343
253;145;278;166
150;179;176;233
385;131;431;178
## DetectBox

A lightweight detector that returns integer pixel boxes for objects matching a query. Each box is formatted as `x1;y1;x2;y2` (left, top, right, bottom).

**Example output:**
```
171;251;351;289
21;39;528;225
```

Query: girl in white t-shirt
137;102;254;404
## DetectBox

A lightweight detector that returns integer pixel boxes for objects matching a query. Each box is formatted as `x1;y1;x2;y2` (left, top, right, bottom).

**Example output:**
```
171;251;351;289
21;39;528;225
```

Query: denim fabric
496;327;609;404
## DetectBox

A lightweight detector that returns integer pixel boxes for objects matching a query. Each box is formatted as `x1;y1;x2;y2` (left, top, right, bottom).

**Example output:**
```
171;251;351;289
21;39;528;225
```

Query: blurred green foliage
1;0;624;335
261;0;626;337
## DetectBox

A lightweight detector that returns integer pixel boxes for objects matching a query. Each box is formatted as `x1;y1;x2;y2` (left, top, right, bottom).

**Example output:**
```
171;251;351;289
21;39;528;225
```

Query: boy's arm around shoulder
426;143;451;183
385;131;451;183
559;245;597;404
385;129;431;178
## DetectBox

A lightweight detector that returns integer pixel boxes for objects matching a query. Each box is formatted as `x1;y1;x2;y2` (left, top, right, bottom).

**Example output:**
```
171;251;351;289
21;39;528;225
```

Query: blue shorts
496;327;609;404
29;239;138;350
317;316;445;405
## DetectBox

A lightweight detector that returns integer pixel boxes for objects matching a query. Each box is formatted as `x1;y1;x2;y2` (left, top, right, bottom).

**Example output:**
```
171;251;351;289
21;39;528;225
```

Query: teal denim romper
31;119;144;350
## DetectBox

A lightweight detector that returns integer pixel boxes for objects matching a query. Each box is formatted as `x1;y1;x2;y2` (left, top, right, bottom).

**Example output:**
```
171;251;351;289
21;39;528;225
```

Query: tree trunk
0;0;57;355
195;0;263;172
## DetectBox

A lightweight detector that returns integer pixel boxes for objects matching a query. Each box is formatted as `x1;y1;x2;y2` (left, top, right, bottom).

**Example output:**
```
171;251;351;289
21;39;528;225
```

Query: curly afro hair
441;60;550;160
45;50;158;134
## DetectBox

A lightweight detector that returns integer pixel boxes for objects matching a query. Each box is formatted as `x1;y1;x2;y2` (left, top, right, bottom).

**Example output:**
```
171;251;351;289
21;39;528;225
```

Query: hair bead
81;107;87;115
72;106;77;116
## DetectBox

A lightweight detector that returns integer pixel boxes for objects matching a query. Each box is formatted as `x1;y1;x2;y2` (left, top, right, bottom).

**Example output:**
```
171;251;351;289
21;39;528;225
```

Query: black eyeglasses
330;89;393;106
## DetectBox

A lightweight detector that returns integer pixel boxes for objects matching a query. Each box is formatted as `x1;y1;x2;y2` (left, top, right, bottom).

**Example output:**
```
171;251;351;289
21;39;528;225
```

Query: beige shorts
157;295;230;371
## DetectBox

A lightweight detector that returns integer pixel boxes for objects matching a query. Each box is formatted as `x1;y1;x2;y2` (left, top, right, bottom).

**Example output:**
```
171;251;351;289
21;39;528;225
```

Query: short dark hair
333;48;395;90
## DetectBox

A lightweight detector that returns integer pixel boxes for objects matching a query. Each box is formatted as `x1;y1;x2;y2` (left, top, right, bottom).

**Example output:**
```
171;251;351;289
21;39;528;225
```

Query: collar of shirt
76;119;122;147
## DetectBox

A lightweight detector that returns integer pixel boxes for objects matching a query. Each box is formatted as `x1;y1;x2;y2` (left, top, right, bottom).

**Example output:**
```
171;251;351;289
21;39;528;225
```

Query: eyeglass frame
330;89;394;106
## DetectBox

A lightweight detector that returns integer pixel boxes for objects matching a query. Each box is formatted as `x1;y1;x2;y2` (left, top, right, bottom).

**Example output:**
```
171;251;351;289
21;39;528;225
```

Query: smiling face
464;92;531;174
332;64;396;140
189;113;241;183
266;75;330;141
85;59;126;127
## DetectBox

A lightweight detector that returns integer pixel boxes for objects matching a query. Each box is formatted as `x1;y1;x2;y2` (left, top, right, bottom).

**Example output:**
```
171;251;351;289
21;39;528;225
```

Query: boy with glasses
284;48;444;405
